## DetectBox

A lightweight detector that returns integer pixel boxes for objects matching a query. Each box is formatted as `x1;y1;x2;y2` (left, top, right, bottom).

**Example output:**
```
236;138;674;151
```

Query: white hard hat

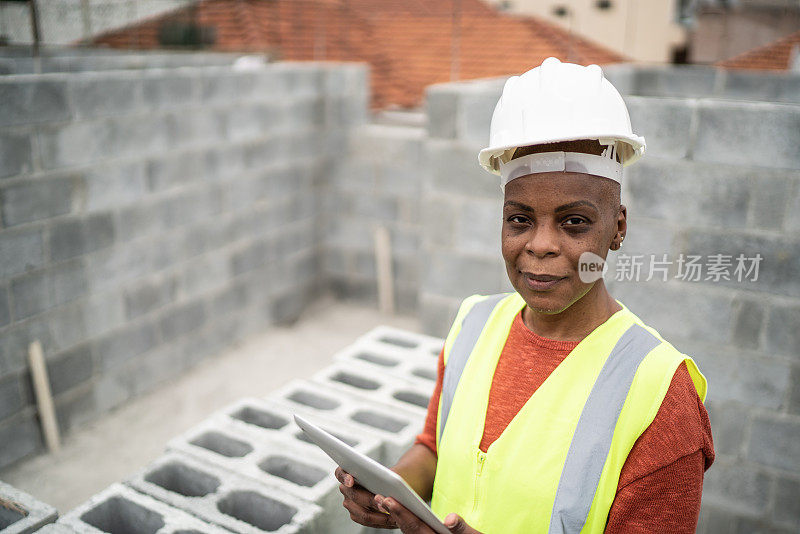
478;57;645;186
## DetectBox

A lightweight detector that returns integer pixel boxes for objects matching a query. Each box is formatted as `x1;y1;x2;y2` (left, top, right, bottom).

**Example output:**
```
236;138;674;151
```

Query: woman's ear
611;204;627;250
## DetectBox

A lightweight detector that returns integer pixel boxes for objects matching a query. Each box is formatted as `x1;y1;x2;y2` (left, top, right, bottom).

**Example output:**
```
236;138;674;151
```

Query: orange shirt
416;310;715;533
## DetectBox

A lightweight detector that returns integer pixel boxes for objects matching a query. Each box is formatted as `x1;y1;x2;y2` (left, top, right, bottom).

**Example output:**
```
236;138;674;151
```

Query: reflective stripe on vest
548;323;660;534
439;292;508;445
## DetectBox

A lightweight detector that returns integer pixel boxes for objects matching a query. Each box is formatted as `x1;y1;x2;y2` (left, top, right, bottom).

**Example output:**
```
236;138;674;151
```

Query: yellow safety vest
430;292;707;534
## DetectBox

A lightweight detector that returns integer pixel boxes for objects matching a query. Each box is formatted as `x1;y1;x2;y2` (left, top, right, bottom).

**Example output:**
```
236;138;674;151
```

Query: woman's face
501;171;624;314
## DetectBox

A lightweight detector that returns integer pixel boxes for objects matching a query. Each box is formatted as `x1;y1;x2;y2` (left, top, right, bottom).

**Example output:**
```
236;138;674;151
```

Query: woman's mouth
522;272;566;291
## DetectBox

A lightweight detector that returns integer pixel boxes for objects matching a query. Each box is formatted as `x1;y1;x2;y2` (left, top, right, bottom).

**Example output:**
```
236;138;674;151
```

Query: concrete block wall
416;69;800;533
0;60;368;470
323;122;427;312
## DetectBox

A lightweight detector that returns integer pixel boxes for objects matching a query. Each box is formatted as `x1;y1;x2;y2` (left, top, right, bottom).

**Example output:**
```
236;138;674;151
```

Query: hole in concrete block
331;371;380;391
190;431;253;458
287;390;340;410
351;410;408;433
430;346;442;356
0;503;26;529
231;406;288;430
378;336;418;349
217;490;296;532
295;430;359;448
258;455;327;487
80;496;165;534
144;461;220;497
411;367;437;381
355;352;399;367
393;390;430;409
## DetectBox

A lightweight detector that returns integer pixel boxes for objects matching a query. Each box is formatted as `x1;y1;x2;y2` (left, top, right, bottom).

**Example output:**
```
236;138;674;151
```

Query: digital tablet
293;414;450;534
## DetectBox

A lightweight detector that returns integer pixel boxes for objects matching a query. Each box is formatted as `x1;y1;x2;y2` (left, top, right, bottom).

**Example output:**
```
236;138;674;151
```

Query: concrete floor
0;297;421;514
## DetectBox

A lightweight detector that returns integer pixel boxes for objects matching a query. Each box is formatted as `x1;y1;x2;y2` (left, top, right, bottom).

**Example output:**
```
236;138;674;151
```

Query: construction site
0;1;799;533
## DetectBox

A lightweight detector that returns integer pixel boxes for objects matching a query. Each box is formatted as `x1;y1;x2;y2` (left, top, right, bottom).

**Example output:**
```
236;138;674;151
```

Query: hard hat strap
499;151;623;190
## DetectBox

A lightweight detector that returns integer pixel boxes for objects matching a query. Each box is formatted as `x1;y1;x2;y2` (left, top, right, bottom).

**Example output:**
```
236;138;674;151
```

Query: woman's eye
563;216;588;226
507;215;529;224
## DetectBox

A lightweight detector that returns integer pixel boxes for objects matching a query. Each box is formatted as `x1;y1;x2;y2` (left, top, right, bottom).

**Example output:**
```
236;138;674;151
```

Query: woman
336;58;714;533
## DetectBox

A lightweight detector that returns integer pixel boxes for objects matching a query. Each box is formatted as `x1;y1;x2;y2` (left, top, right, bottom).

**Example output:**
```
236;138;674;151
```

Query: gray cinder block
311;361;434;416
126;452;323;534
0;131;33;179
58;482;231;534
332;341;439;386
0;78;71;127
214;398;384;462
167;419;361;533
0;480;57;534
268;379;425;465
353;326;444;359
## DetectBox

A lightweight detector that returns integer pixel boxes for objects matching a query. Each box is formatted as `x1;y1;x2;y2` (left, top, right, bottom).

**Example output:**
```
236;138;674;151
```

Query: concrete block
69;74;143;118
214;398;384;461
167;419;360;533
332;342;439;387
0;284;10;328
0;79;70;127
126;452;324;534
59;482;232;534
0;480;57;534
46;343;93;397
776;75;800;104
425;87;458;139
632;66;717;98
268;379;425;466
0;373;24;420
311;361;434;416
610;282;734;346
94;320;160;371
200;70;257;103
701;458;771;516
0;131;33;178
49;213;115;262
81;157;148;212
624;97;695;160
747;416;800;474
454;199;501;255
730;296;764;351
0;412;42;469
682;230;800;299
625;159;752;229
146;151;205;192
693;100;800;170
124;275;178;320
705;401;747;456
158;300;207;340
34;524;77;534
764;303;800;360
1;175;77;227
38;121;111;170
457;89;498;147
720;70;786;102
426;139;501;200
422;252;505;300
773;476;800;530
142;73;199;109
11;259;88;319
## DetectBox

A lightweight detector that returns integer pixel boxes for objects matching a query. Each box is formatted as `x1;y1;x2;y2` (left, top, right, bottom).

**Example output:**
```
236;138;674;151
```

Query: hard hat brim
478;133;646;175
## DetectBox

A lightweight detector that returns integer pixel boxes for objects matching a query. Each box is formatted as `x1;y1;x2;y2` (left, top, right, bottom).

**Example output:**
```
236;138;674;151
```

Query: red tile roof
717;29;800;71
92;0;625;109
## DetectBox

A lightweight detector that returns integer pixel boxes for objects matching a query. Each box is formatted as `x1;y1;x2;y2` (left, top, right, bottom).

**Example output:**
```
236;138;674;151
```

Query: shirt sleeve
414;346;445;456
605;361;715;533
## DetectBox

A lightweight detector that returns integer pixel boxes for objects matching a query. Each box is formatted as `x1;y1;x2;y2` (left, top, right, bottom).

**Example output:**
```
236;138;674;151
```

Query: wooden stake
374;225;395;315
27;340;61;454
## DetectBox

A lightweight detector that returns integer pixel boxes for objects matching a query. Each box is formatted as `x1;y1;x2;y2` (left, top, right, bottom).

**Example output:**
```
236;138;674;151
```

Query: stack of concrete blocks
0;480;57;534
0;59;368;470
417;66;800;533
40;326;442;534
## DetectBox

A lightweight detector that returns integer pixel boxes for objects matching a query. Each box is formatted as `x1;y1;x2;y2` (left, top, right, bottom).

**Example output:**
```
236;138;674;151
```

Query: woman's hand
374;493;482;534
335;467;398;529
